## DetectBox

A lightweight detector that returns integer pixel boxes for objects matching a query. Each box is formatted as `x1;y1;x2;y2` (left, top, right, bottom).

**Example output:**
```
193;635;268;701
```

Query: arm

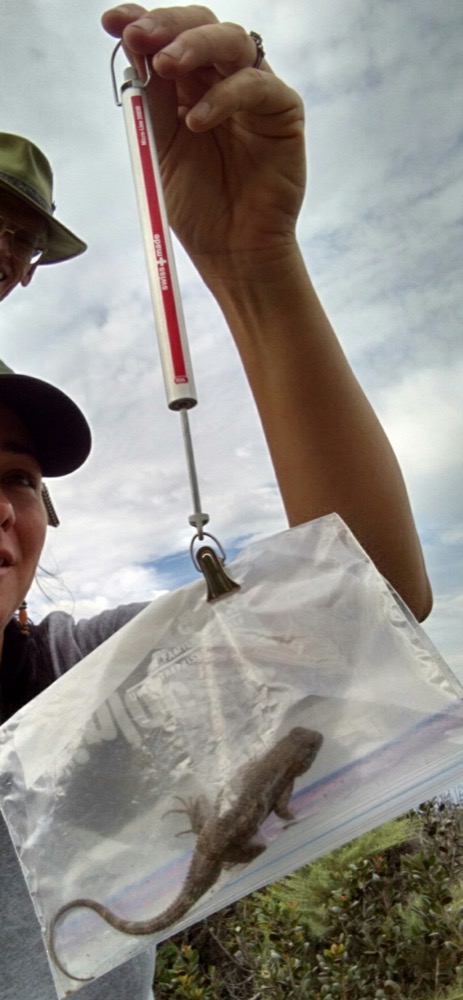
102;5;432;620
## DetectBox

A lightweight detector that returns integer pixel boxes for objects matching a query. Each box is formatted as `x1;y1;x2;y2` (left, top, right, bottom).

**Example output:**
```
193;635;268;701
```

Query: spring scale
111;44;239;602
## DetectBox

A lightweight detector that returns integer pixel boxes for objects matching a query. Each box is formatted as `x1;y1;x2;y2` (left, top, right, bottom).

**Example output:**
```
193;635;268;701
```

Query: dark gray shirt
0;604;156;1000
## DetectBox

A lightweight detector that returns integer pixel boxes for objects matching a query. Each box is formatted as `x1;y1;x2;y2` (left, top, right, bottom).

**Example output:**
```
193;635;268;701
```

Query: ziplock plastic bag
0;513;462;997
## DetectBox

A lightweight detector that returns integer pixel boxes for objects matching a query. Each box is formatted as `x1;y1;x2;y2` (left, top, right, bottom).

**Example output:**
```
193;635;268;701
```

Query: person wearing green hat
0;133;86;522
0;132;86;302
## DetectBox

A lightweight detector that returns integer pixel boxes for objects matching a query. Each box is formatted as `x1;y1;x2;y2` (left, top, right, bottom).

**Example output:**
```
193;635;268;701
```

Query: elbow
406;574;433;623
416;579;433;623
385;561;433;623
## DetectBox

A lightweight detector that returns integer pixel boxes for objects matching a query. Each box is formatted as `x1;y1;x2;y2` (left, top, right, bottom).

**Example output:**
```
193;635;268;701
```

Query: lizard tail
49;897;156;981
49;860;222;981
49;897;153;983
48;903;95;982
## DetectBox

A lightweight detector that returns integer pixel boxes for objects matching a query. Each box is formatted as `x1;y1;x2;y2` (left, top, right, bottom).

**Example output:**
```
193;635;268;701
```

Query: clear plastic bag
0;514;462;997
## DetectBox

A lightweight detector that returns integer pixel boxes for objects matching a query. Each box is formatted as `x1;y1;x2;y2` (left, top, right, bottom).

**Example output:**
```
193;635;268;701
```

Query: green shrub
154;799;463;1000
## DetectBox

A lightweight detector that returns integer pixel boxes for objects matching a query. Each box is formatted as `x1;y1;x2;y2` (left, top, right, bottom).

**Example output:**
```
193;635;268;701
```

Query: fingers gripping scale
111;45;239;601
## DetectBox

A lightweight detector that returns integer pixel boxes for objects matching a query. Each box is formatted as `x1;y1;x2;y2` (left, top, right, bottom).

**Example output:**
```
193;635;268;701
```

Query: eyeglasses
0;216;47;264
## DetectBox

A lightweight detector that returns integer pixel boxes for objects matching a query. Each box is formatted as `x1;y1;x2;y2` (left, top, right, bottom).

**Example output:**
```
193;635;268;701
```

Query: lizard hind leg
273;783;295;822
223;842;267;868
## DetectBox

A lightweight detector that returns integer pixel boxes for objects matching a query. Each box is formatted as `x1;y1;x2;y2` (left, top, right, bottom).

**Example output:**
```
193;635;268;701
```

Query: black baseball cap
0;359;91;476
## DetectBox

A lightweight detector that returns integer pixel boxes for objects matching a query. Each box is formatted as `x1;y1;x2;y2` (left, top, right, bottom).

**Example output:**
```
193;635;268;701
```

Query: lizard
49;726;323;981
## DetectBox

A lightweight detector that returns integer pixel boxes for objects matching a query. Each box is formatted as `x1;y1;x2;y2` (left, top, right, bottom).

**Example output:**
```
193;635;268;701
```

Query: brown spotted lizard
49;726;323;981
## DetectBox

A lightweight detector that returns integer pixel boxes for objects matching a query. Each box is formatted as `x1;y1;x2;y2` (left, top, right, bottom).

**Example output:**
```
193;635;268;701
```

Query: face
0;404;47;644
0;191;47;302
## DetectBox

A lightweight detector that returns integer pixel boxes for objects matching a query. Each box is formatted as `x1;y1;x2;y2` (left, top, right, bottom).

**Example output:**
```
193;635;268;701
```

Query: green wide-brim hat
0;359;91;476
0;133;87;264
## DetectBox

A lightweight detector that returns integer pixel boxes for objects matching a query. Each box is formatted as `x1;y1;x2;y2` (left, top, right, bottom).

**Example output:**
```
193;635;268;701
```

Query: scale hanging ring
111;40;152;106
190;531;227;572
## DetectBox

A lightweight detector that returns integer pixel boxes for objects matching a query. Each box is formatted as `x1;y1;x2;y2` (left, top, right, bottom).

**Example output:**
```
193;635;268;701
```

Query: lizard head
286;727;323;772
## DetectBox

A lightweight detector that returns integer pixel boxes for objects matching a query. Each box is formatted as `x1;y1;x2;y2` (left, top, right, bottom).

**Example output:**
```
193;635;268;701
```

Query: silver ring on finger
249;31;265;69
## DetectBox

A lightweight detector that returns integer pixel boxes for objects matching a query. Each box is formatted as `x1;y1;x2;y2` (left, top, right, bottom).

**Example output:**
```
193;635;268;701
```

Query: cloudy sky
0;0;462;677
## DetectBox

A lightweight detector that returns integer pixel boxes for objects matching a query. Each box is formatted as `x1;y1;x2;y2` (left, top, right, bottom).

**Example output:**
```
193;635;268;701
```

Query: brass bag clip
191;535;240;603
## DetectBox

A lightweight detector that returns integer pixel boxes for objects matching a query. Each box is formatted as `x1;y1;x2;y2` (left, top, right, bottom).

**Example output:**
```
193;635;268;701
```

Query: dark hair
0;618;55;723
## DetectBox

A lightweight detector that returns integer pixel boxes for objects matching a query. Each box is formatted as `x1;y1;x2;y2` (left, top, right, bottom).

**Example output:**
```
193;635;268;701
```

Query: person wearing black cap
0;363;158;998
0;132;86;302
0;357;94;703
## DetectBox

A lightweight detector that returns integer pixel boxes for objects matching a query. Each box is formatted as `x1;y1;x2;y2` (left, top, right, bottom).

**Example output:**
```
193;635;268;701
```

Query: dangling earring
41;483;60;528
18;600;30;636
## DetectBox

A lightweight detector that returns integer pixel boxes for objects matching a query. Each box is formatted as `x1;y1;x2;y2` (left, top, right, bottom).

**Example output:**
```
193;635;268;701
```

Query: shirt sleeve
35;603;149;678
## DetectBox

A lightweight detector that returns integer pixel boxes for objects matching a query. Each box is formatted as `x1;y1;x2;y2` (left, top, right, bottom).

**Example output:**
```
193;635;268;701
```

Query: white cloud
377;361;463;481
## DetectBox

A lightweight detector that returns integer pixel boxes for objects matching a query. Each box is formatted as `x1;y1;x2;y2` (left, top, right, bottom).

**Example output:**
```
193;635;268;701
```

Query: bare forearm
199;245;432;620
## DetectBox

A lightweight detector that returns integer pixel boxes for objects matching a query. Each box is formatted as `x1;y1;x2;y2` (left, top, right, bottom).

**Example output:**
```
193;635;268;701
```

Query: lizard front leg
273;781;296;822
165;794;213;836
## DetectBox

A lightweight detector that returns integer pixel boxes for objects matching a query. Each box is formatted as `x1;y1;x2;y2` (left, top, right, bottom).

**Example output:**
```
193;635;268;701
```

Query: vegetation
154;796;463;1000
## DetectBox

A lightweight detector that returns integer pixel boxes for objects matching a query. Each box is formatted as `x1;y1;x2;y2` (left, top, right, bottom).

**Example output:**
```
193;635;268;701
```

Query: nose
0;494;16;530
